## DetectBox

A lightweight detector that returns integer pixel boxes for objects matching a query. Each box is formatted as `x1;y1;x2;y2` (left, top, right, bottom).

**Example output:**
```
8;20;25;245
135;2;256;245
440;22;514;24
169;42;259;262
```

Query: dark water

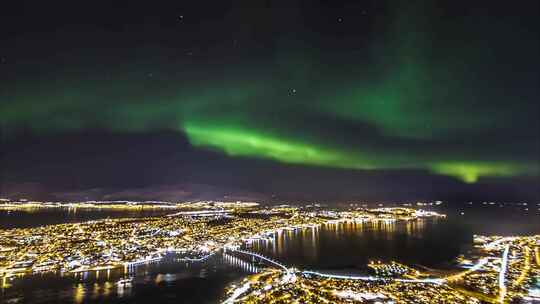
439;204;540;235
1;254;251;304
1;205;539;303
245;219;471;272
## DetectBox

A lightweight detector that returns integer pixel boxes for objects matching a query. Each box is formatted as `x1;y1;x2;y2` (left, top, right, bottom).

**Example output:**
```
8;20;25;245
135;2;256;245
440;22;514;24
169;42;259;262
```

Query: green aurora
2;2;539;184
182;122;538;184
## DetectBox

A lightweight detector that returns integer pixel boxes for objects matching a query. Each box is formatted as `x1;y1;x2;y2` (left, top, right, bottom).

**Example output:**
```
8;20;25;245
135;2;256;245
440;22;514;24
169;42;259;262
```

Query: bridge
225;247;451;284
176;252;215;262
224;248;447;284
222;248;294;304
225;247;290;274
222;252;260;274
172;246;496;288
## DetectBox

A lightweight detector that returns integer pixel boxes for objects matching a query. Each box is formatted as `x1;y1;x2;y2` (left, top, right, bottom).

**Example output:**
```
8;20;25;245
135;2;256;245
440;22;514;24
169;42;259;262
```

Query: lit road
535;246;540;267
302;270;445;284
222;281;251;304
513;246;531;287
498;244;510;303
445;257;489;282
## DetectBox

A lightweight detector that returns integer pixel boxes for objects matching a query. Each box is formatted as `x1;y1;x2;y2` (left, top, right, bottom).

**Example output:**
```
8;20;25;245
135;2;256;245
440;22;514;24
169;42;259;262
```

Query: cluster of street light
0;200;538;303
224;234;540;303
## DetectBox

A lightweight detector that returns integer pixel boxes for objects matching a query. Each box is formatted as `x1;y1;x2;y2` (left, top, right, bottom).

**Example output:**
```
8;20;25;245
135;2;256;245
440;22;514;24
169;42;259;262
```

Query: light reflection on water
245;218;468;272
1;218;469;303
1;253;251;304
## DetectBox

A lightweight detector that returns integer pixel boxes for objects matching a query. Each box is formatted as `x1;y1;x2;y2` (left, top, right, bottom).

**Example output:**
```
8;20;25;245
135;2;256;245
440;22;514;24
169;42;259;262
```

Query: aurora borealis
1;1;539;200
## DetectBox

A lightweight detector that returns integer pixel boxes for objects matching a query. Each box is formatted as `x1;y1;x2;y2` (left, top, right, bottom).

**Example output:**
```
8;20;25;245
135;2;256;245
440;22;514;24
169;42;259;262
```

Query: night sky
1;1;539;202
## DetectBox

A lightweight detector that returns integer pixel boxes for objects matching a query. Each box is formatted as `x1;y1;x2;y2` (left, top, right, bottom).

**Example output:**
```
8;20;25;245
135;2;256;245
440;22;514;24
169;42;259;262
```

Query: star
337;17;343;22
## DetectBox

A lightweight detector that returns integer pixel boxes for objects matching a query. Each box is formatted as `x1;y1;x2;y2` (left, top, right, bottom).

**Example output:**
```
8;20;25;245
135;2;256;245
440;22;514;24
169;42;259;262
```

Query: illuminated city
222;234;540;303
1;200;538;303
2;1;539;303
